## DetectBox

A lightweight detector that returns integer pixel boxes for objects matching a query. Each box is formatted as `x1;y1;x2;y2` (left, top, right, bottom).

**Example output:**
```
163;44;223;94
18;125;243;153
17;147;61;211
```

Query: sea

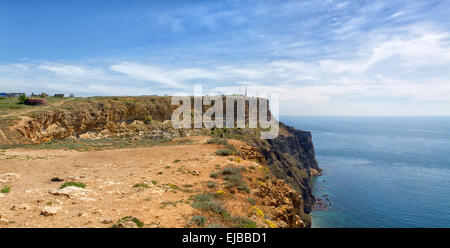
281;116;450;228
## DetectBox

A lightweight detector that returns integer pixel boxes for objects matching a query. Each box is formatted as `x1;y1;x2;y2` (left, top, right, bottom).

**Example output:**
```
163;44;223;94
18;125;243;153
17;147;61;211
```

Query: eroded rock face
254;178;308;228
12;98;179;144
5;97;320;227
255;123;320;216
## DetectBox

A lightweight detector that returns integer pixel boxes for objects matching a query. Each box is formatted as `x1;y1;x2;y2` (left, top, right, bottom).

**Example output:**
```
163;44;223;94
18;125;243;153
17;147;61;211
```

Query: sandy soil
0;136;262;228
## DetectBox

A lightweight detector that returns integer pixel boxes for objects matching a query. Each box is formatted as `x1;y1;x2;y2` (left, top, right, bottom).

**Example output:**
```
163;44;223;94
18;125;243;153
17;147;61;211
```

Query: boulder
41;206;61;216
49;186;89;198
0;173;20;183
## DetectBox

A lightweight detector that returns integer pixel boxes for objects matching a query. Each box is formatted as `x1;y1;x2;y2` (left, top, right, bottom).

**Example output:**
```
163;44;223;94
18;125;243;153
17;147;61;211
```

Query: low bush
1;186;10;193
188;215;207;227
215;149;233;156
133;183;149;188
190;193;230;220
60;182;86;189
233;217;257;228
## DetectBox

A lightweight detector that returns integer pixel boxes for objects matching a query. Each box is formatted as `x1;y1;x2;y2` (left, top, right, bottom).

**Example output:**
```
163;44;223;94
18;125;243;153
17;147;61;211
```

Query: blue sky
1;0;450;115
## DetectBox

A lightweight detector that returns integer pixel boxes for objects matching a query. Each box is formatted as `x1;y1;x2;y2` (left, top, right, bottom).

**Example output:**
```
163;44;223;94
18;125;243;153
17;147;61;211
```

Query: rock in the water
41;206;61;216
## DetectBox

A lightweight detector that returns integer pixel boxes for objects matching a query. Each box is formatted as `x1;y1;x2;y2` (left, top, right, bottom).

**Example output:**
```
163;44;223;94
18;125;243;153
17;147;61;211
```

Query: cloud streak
1;0;450;115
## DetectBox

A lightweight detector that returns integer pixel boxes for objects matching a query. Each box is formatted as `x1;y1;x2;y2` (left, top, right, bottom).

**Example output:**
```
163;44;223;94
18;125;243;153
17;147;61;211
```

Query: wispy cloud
1;0;450;115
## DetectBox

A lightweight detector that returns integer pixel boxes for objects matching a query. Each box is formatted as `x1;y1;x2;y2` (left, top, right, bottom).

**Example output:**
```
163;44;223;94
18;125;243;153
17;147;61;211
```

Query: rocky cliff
0;96;320;226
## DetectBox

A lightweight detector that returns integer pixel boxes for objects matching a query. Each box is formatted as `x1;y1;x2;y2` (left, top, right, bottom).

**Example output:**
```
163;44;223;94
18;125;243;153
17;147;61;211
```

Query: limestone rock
0;218;9;225
10;203;30;210
49;186;89;198
41;206;61;216
101;218;113;224
0;173;20;183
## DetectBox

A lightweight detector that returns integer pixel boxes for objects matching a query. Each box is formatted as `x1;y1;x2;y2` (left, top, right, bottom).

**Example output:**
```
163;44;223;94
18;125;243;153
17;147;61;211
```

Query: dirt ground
0;136;264;228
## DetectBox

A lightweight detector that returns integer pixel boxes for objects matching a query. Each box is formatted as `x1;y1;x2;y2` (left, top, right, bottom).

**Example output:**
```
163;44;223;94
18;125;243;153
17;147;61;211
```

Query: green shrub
190;193;230;220
60;182;86;189
1;186;10;193
220;167;242;175
207;223;224;228
216;149;233;156
247;198;256;206
113;216;144;228
233;217;257;228
133;183;149;188
144;115;152;124
188;215;207;227
18;94;28;104
209;172;218;178
206;138;228;146
220;167;250;193
207;181;216;188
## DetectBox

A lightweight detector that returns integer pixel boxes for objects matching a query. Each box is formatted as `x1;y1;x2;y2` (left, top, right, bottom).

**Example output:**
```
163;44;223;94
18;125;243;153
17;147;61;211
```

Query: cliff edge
0;96;320;227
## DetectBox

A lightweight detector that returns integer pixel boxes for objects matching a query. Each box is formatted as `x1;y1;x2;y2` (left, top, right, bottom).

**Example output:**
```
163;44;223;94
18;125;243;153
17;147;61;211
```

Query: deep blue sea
281;116;450;228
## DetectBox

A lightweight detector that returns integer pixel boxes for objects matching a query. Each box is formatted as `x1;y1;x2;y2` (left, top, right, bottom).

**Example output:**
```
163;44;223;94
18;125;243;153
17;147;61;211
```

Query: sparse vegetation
144;115;152;124
60;182;86;189
190;193;230;220
209;172;218;178
188;215;207;227
207;138;239;156
18;94;28;104
207;181;216;188
133;183;149;188
233;217;257;228
207;223;224;228
216;149;233;156
1;186;11;193
112;216;144;228
206;138;228;146
165;183;179;190
247;198;256;206
220;166;250;193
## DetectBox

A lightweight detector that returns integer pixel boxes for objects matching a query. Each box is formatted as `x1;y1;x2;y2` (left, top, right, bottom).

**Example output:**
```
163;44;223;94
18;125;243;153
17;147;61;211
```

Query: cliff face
7;97;177;144
0;96;320;226
260;123;320;213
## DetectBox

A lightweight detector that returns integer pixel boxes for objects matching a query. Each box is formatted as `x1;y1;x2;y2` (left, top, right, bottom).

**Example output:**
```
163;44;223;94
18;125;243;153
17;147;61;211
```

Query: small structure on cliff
0;93;25;98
